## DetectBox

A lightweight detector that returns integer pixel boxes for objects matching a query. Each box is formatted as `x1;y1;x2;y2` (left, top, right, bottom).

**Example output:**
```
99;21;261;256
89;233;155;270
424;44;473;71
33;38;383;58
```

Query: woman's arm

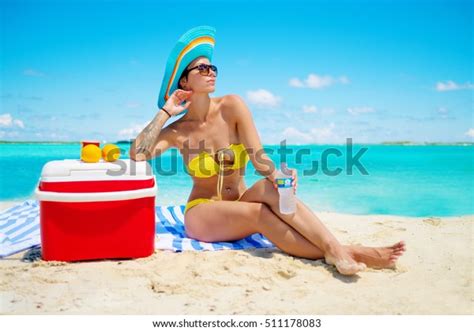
228;95;278;182
130;89;192;161
129;109;173;161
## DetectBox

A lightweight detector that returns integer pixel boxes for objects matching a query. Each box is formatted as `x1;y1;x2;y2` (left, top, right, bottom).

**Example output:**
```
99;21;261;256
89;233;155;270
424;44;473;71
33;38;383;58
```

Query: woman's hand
163;89;193;116
271;168;298;194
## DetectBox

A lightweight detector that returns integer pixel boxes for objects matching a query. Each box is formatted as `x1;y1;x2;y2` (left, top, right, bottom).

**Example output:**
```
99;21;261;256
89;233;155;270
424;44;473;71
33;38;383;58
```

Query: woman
130;26;405;276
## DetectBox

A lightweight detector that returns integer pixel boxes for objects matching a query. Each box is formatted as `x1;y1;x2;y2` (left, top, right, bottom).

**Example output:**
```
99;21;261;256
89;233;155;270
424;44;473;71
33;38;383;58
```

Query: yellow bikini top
185;143;250;200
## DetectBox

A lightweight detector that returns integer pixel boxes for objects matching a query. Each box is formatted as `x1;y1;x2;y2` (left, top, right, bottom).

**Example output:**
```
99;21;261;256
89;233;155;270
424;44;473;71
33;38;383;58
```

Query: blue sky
1;0;472;144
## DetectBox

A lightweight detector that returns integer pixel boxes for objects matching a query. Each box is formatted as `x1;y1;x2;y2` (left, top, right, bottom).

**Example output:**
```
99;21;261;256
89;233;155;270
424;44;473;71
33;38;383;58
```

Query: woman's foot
349;241;406;269
324;245;366;276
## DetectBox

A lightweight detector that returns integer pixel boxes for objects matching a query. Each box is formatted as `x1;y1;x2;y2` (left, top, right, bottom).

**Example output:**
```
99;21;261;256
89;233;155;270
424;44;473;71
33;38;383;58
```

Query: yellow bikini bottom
184;198;212;214
184;195;243;214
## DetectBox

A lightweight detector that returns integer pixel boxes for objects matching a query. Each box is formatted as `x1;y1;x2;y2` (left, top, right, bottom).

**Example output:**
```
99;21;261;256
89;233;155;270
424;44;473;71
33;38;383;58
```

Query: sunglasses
183;63;218;77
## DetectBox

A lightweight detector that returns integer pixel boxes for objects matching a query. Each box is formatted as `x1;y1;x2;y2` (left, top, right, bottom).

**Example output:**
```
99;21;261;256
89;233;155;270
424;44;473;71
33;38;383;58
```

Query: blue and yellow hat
157;25;216;115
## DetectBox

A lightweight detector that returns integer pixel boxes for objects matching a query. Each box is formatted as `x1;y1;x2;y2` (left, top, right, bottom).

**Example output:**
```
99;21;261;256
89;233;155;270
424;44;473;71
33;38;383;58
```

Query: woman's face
179;57;216;93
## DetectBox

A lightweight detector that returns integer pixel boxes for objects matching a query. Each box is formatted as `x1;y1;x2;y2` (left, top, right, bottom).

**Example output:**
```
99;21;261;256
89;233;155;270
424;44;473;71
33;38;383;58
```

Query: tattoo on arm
134;116;165;157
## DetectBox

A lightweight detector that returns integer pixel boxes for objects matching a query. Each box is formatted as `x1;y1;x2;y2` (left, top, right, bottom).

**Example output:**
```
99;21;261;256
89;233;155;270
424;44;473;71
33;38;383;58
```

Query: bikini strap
216;151;225;201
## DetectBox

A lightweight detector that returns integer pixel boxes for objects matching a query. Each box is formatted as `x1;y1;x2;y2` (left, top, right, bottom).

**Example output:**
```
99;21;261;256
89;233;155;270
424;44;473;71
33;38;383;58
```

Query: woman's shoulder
212;95;246;123
216;94;248;116
218;94;245;106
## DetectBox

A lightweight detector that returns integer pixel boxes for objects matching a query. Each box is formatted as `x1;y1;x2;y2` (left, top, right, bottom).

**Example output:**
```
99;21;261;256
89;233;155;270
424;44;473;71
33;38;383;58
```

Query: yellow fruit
102;143;121;162
81;144;102;163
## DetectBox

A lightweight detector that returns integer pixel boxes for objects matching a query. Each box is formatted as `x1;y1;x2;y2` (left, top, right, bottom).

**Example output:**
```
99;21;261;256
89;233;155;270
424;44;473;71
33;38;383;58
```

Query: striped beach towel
0;200;275;258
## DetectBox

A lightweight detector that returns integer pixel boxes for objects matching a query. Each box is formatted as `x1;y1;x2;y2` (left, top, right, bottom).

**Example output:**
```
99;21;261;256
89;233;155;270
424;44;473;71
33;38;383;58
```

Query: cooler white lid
39;159;154;182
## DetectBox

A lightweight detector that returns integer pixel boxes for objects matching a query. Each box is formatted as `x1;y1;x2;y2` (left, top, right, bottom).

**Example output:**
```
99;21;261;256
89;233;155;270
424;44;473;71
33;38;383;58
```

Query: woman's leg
239;179;405;271
186;200;373;275
184;200;325;260
184;198;405;273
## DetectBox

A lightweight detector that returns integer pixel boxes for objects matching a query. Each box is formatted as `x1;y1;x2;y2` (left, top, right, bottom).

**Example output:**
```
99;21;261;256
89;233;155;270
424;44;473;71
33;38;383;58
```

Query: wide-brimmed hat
157;25;216;115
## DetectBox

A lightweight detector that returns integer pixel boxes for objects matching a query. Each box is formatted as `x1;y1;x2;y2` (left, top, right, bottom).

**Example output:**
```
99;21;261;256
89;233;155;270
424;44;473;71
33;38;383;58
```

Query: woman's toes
393;242;406;254
396;248;406;255
389;255;400;262
393;241;404;249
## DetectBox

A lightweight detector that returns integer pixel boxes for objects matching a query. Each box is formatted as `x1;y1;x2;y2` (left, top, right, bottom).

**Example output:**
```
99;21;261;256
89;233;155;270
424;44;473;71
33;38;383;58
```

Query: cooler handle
34;182;157;202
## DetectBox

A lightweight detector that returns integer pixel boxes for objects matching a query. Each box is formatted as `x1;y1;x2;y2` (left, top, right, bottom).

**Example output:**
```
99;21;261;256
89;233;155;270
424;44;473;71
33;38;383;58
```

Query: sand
0;201;472;315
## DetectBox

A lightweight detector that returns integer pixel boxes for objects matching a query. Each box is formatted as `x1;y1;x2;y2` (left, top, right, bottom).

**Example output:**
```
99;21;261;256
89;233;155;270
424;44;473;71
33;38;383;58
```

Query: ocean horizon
1;142;472;217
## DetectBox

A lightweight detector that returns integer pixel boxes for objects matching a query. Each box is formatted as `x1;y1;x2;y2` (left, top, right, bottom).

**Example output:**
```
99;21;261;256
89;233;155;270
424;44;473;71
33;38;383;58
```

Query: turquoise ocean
0;143;472;217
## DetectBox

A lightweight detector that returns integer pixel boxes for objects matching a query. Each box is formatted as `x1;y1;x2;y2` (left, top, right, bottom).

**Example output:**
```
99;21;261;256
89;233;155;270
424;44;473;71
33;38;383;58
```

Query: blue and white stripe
0;200;275;258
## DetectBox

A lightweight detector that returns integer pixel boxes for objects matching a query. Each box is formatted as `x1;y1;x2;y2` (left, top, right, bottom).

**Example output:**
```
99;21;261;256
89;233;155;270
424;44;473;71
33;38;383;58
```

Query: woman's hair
177;71;187;89
177;56;207;89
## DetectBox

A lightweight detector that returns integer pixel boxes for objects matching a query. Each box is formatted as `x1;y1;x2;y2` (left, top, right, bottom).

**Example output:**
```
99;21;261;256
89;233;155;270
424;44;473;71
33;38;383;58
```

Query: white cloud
289;78;304;88
321;108;335;115
246;89;281;108
309;123;337;142
13;119;24;128
0;130;20;138
435;107;452;119
302;105;335;115
282;127;313;143
0;113;25;128
306;74;333;89
339;76;350;84
118;122;148;139
0;114;12;126
465;128;474;138
49;132;69;139
33;131;68;139
289;74;349;89
302;105;318;113
347;107;375;116
282;123;339;144
23;69;45;77
436;80;474;92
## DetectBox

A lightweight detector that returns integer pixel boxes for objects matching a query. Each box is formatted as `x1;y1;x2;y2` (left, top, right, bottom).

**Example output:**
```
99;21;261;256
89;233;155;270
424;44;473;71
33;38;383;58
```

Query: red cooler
35;159;157;262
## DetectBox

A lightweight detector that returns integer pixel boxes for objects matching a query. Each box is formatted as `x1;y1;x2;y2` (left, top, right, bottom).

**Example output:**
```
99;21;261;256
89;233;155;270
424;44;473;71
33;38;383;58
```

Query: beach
2;0;473;320
1;201;472;315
